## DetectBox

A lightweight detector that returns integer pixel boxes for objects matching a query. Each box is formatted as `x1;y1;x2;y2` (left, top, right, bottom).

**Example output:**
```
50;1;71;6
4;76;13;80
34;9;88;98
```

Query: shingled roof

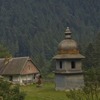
0;57;39;75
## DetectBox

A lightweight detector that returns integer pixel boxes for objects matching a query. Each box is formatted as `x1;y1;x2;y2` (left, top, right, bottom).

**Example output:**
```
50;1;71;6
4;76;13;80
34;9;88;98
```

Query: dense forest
0;0;100;74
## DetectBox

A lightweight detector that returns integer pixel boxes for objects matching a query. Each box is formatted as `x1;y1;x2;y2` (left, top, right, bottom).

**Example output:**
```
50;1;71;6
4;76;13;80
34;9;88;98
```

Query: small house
0;56;39;84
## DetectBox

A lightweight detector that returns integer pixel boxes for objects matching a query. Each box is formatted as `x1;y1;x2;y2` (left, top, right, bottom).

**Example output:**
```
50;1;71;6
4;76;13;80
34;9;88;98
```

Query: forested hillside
0;0;100;73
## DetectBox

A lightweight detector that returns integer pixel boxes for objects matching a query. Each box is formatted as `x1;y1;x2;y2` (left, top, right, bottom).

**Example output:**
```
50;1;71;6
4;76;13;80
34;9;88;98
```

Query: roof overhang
53;54;85;59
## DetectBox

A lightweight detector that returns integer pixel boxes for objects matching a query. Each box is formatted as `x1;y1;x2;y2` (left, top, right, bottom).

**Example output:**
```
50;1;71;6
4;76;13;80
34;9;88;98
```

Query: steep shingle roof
0;57;39;75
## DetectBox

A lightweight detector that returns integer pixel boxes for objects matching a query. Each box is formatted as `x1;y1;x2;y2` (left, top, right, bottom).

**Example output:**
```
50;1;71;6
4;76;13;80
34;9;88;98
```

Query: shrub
0;77;25;100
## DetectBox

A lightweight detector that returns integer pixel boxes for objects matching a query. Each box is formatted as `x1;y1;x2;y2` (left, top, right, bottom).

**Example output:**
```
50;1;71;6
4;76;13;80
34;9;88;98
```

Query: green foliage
83;41;100;83
66;68;100;100
84;43;97;68
0;77;25;100
94;33;100;67
0;44;11;58
0;0;100;74
67;87;100;100
66;90;85;100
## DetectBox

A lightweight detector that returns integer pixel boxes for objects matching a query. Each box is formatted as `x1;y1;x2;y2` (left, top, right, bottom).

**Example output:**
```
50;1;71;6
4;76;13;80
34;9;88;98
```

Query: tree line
0;0;100;74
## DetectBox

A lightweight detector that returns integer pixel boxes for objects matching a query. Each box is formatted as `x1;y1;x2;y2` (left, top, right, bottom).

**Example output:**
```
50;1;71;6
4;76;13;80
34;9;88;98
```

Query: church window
59;61;62;69
71;61;75;69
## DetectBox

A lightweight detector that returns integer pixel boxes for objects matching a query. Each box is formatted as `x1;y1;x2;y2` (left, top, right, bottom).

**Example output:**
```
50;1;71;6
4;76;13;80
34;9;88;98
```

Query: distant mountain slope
0;0;100;64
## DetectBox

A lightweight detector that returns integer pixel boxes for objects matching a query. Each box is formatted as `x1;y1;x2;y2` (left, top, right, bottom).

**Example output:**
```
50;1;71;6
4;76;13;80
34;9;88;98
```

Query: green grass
21;82;68;100
20;82;100;100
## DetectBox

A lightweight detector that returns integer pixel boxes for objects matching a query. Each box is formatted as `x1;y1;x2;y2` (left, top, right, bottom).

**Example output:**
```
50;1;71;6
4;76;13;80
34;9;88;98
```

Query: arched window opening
71;61;75;69
59;61;62;69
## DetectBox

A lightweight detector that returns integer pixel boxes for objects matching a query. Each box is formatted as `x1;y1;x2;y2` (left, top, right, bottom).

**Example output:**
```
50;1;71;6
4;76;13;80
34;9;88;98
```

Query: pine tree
0;44;11;58
84;43;97;68
94;32;100;67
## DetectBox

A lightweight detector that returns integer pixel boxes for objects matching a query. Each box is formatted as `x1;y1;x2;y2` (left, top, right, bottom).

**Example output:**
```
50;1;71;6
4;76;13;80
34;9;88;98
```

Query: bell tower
53;27;85;90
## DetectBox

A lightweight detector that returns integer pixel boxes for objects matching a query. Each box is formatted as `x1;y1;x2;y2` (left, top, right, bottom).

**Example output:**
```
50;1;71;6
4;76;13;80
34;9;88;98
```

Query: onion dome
53;27;85;59
58;27;79;54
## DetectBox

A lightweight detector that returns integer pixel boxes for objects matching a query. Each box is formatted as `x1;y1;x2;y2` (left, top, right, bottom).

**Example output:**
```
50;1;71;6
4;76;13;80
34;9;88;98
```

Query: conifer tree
0;44;11;58
84;43;97;68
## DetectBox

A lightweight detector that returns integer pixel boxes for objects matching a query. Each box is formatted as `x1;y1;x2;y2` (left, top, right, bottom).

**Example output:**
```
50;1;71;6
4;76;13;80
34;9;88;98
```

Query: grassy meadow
21;81;100;100
21;82;68;100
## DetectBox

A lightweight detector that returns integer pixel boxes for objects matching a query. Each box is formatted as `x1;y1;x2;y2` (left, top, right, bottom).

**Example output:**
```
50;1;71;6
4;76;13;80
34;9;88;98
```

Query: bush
66;68;100;100
0;77;26;100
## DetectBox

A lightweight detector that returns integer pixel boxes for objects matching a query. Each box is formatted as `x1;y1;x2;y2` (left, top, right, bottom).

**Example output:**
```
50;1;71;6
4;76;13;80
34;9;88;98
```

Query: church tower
53;27;85;90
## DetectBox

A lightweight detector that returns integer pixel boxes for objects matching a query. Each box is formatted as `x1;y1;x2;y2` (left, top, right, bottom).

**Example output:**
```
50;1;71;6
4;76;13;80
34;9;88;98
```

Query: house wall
3;75;20;83
19;74;35;84
65;59;82;71
56;59;82;71
56;60;66;70
13;75;20;83
55;74;84;90
21;60;39;74
4;74;36;84
55;59;84;90
65;74;84;89
55;74;66;90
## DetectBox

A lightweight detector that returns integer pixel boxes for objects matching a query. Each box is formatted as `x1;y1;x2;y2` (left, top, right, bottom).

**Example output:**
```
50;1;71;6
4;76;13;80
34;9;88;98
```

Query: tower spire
65;27;72;39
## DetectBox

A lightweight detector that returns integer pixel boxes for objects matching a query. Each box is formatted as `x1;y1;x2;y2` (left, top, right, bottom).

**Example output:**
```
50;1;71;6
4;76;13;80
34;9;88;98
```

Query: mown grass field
21;82;68;100
21;81;100;100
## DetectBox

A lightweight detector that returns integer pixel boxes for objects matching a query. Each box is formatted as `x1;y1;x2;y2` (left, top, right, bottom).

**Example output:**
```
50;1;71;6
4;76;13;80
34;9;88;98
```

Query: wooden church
53;27;85;90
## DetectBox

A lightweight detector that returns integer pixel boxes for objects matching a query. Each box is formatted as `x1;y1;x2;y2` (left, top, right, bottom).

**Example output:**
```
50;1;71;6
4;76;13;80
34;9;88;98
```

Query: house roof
0;57;39;75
